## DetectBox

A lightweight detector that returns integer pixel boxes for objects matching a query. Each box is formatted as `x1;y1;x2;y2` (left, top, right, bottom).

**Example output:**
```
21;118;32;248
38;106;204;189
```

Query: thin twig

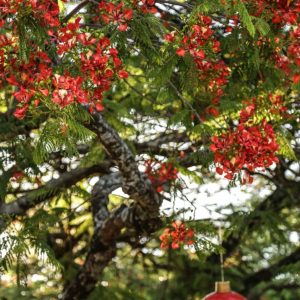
62;0;91;23
156;0;192;9
167;79;203;123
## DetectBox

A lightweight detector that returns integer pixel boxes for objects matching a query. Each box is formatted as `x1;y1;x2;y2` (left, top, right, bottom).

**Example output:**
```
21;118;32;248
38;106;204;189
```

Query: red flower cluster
246;0;300;25
268;93;288;116
166;14;230;116
0;4;128;118
52;74;88;107
138;0;157;14
210;101;279;183
98;1;133;31
270;1;300;25
160;221;194;249
80;37;128;112
288;25;300;66
2;49;54;118
131;0;157;14
0;0;61;28
55;18;96;55
274;23;300;84
145;160;178;192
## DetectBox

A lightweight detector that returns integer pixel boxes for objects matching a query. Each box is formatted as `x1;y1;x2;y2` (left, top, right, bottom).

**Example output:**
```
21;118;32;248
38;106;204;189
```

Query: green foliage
33;107;94;164
0;0;299;299
276;129;297;161
0;210;62;281
16;15;55;63
236;0;256;37
255;18;271;36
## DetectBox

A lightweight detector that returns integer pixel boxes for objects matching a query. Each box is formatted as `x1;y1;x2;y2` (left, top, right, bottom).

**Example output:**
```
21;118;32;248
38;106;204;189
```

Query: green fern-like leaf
236;0;256;37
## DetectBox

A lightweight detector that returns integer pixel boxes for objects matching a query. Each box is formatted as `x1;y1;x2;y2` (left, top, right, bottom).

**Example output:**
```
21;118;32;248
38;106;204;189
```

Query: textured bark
62;172;123;300
63;114;168;299
0;129;191;222
88;113;161;219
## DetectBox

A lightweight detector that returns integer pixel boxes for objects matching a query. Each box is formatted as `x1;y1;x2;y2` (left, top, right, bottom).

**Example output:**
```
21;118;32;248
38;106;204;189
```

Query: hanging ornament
203;228;247;299
203;281;247;300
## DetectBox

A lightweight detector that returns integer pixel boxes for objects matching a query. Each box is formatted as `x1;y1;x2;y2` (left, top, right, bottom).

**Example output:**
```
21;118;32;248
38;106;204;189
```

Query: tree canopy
0;0;299;299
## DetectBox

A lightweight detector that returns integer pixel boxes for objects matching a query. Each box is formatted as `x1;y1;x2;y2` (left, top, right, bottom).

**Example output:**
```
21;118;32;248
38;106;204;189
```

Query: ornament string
218;226;225;282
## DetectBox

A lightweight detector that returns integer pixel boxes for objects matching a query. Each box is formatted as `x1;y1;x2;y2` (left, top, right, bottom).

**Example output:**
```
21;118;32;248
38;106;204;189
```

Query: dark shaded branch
62;111;176;299
62;172;125;299
62;0;91;23
134;131;189;154
0;162;112;230
244;247;300;292
62;168;163;299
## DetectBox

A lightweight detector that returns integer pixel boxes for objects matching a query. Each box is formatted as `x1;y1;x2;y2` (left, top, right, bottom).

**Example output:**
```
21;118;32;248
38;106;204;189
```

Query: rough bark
62;172;123;300
63;114;166;299
88;112;161;219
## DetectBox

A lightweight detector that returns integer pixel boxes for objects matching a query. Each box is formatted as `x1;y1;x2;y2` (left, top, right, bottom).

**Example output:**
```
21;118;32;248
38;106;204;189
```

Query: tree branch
62;0;91;23
62;168;163;299
62;172;122;299
88;113;161;219
0;162;112;230
244;247;300;292
62;112;177;299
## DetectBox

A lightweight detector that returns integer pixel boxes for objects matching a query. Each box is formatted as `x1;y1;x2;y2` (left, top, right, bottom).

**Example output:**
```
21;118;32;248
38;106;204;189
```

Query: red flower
206;106;219;117
210;101;279;183
171;14;229;110
118;70;129;78
293;74;300;83
51;74;88;107
137;0;157;14
14;105;29;119
99;1;133;31
176;48;186;56
11;171;24;182
160;221;194;249
164;32;176;42
145;160;178;192
13;87;34;103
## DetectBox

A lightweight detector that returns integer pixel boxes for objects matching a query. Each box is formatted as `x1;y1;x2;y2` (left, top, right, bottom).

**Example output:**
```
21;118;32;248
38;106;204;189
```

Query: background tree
0;0;299;299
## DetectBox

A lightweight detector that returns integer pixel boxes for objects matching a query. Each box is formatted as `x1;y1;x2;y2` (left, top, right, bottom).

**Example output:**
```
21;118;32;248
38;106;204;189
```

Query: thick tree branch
134;131;189;154
62;172;122;299
88;113;161;218
62;171;161;299
62;112;180;299
62;169;163;299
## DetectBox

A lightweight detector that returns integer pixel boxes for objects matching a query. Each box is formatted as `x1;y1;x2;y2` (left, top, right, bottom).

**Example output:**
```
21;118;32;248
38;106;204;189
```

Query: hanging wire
218;226;225;282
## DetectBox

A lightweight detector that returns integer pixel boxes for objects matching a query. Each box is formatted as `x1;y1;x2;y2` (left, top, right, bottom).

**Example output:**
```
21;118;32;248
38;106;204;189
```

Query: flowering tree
0;0;299;299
